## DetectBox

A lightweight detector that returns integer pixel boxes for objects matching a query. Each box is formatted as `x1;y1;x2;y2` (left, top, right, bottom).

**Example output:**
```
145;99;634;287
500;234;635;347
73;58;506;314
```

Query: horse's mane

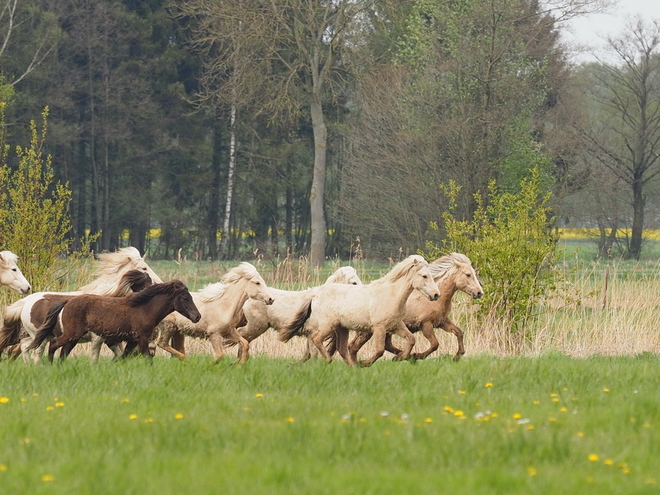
325;266;359;285
92;269;152;297
93;247;144;277
0;251;19;268
428;253;472;282
128;280;186;307
196;263;260;303
371;255;426;286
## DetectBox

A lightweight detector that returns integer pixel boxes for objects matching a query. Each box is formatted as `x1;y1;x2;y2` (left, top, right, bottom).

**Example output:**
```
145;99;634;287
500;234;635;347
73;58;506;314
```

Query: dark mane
128;280;186;307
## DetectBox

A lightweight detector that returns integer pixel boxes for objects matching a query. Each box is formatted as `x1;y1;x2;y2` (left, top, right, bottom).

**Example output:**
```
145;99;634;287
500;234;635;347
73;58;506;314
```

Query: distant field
1;355;659;494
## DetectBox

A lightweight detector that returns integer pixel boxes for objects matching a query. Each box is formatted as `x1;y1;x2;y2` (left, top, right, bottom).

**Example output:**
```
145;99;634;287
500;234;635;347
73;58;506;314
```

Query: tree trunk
629;177;645;260
309;95;327;268
206;119;223;260
220;106;237;259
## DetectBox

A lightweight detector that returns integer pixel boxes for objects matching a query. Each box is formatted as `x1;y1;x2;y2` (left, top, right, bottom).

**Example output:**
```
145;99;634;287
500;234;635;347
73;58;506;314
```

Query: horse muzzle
265;297;274;306
429;292;440;301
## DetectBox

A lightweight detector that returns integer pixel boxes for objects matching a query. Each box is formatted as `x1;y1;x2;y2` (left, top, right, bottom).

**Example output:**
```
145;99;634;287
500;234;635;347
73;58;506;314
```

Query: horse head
0;251;31;294
431;253;483;299
409;256;440;302
171;280;201;323
325;266;362;286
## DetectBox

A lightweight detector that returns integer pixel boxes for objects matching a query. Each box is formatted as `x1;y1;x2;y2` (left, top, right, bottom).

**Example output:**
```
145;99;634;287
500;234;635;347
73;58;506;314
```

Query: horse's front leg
156;322;186;360
137;333;152;359
310;325;337;364
227;327;249;365
170;330;186;355
89;333;108;363
334;328;355;366
392;321;416;361
413;321;439;360
208;330;226;363
440;318;465;361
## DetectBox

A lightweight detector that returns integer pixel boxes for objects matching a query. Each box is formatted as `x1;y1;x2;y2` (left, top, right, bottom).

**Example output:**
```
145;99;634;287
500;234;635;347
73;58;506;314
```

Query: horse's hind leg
209;331;226;363
156;322;186;360
89;333;105;363
334;328;355;366
391;322;416;361
348;332;371;363
360;327;387;367
227;327;250;365
311;326;338;364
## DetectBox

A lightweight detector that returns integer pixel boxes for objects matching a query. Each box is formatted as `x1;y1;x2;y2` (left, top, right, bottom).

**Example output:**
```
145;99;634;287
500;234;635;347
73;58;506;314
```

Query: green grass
1;354;659;494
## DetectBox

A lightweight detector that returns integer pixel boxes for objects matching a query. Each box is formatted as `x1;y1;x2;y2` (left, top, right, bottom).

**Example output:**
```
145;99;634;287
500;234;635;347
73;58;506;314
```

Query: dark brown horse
29;280;201;362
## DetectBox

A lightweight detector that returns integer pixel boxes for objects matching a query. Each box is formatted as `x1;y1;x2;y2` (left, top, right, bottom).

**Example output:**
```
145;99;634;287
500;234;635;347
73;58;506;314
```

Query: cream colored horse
349;252;483;362
0;250;31;294
282;255;440;367
156;262;274;365
0;246;161;361
233;266;362;360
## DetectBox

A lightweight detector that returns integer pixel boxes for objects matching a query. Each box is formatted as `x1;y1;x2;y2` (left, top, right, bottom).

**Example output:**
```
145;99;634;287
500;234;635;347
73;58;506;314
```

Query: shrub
424;168;572;349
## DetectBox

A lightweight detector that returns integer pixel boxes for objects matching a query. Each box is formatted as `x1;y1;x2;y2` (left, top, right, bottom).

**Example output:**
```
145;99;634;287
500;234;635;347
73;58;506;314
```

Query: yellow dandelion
55;402;64;408
46;406;54;411
255;393;263;398
550;393;559;398
588;454;599;462
20;398;26;402
603;388;610;393
527;425;535;430
552;398;560;403
459;390;466;395
560;407;568;413
527;467;537;476
577;431;585;437
622;467;631;474
548;417;556;422
424;418;433;423
41;474;55;482
490;412;499;418
145;418;154;423
243;407;250;411
454;410;465;418
532;400;540;405
485;382;493;388
32;393;38;397
129;414;138;420
512;413;522;420
0;464;7;471
174;413;184;420
286;417;295;423
646;478;657;485
121;398;130;403
604;459;613;466
0;397;9;403
443;406;454;414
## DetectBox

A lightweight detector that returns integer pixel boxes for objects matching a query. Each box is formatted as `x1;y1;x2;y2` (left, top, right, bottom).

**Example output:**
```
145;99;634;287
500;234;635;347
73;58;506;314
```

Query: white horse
156;262;274;365
0;250;31;294
0;246;161;361
282;255;440;367
234;266;362;360
349;253;484;362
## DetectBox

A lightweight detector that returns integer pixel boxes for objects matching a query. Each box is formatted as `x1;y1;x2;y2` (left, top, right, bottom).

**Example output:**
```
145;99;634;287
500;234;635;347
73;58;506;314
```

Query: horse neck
436;277;458;310
137;292;177;326
221;279;252;322
385;273;419;311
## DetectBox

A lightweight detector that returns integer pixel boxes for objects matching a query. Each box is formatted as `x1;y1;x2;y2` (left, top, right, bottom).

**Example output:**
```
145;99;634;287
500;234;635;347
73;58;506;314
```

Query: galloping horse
234;266;362;360
156;262;274;365
348;253;483;362
1;270;153;362
282;255;440;367
0;246;161;360
0;250;31;294
29;280;200;361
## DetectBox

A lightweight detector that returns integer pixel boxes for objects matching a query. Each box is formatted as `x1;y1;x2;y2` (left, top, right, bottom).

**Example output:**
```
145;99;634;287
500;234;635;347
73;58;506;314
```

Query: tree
579;18;660;260
174;0;369;267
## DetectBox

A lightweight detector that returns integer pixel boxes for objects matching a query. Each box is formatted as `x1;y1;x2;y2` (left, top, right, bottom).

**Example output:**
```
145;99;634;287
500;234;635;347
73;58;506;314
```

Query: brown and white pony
29;280;200;362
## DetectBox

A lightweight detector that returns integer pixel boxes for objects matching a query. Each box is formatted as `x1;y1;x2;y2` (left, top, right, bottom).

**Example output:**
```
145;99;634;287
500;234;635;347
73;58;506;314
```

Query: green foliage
424;168;568;342
0;105;72;291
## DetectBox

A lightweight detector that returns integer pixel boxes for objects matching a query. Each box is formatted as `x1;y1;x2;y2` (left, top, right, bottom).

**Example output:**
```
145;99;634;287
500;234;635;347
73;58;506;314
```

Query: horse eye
466;273;471;278
352;282;358;285
12;268;17;272
255;281;261;285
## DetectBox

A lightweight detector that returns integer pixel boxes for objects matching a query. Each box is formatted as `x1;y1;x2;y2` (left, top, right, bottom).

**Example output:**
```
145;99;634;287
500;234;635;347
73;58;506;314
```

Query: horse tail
27;301;66;351
0;298;26;354
278;298;313;343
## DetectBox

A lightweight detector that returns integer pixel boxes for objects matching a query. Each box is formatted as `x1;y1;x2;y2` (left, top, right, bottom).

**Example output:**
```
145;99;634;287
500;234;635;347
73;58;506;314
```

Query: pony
233;266;362;359
155;262;274;365
0;246;161;360
0;270;153;362
282;255;440;367
0;250;31;294
28;280;201;361
348;253;483;362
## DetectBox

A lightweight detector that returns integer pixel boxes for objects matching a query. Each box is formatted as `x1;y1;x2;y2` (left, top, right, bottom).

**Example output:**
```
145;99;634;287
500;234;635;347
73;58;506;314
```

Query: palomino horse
233;266;362;359
0;246;161;360
0;250;31;294
0;270;153;362
348;253;483;362
156;262;274;365
282;255;440;367
29;280;201;361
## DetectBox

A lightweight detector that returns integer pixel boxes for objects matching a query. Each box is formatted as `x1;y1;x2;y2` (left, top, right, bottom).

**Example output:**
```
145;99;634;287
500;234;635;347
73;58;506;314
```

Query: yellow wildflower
588;454;599;462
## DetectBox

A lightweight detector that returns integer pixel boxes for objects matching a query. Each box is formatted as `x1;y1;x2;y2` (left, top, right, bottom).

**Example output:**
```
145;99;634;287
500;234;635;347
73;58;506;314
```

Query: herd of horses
0;246;484;366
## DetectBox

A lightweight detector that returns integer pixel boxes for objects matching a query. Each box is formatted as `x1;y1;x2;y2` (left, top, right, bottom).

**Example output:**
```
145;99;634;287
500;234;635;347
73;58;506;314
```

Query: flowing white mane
197;263;260;303
0;250;19;268
325;266;361;285
196;282;227;303
427;253;472;282
93;247;145;277
371;255;426;285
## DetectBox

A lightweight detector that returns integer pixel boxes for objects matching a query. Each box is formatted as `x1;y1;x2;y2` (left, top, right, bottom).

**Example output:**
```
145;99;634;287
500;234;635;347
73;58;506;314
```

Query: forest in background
2;0;660;263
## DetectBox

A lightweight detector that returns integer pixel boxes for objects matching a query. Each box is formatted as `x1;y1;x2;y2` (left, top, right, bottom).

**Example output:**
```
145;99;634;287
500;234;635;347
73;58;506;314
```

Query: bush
424;168;572;349
0;105;72;293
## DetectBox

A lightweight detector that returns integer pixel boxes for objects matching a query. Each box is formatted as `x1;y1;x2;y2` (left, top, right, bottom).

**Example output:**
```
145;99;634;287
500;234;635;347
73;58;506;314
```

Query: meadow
1;246;660;493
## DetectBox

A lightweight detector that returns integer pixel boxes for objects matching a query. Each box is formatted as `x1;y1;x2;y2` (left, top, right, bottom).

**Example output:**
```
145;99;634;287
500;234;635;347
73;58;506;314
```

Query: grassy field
1;354;659;494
